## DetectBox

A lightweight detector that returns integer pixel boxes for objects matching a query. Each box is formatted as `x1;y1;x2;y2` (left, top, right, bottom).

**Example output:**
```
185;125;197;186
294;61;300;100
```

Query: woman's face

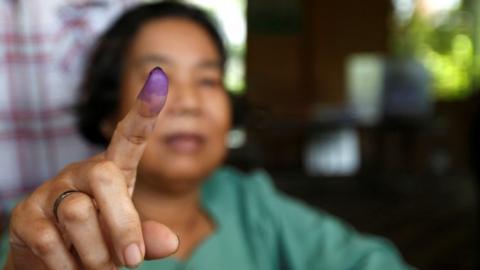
116;18;231;192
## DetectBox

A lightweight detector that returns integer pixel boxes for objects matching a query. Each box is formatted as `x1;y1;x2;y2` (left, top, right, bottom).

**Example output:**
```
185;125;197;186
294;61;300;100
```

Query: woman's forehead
129;18;221;70
133;54;221;72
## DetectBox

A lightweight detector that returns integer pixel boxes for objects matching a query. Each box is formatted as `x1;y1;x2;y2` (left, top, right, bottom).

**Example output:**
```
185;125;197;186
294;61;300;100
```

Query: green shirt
1;167;413;269
140;167;411;270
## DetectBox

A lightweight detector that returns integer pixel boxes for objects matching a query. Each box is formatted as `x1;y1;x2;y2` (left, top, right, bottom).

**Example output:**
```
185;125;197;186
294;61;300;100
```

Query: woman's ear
100;117;116;141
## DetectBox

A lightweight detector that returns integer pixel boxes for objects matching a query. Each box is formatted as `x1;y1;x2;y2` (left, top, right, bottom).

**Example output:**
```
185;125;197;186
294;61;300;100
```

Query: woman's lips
163;133;206;153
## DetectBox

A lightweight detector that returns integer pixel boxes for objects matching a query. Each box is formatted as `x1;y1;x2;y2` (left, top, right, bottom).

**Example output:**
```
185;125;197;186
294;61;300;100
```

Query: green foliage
393;7;475;100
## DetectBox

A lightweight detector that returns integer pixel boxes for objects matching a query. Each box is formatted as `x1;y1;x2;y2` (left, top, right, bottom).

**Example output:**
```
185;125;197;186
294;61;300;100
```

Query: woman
2;2;412;269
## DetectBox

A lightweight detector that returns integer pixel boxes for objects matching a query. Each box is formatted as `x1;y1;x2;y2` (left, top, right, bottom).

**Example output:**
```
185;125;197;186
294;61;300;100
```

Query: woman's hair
77;1;226;146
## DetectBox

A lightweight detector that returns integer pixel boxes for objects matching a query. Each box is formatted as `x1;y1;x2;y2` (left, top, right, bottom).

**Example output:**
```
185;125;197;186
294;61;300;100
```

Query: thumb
141;221;179;260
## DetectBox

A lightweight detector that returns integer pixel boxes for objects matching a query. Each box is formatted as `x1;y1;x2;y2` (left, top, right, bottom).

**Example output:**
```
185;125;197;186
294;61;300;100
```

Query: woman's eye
198;78;220;88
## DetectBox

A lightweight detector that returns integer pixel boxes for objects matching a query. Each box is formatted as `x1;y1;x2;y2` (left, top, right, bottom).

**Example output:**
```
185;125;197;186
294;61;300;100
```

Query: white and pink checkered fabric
0;0;139;202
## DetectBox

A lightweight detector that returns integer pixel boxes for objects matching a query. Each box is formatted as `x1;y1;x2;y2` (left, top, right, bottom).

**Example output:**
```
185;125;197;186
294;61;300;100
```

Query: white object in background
304;128;360;177
227;127;246;149
346;54;384;126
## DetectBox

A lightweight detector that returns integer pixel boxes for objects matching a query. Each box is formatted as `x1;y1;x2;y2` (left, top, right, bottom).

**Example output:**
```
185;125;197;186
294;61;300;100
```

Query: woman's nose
166;81;202;116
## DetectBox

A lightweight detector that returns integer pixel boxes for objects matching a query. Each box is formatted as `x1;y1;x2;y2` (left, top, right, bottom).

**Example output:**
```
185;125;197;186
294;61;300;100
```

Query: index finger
105;67;168;179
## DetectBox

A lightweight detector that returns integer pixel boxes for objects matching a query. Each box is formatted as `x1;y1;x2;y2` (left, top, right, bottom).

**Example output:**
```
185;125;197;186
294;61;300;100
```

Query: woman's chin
170;156;217;174
139;159;217;192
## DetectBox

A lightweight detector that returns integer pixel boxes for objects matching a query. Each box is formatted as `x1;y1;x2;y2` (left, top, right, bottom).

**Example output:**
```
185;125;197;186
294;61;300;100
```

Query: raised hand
6;67;178;270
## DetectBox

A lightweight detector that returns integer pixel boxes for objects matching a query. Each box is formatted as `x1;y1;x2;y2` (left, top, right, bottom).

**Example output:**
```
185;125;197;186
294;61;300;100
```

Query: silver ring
52;190;84;222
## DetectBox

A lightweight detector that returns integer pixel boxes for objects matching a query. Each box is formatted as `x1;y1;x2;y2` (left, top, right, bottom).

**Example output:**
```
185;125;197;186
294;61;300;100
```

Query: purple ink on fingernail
137;67;169;116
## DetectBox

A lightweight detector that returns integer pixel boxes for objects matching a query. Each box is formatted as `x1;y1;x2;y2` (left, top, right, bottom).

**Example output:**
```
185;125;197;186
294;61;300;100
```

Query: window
185;0;247;95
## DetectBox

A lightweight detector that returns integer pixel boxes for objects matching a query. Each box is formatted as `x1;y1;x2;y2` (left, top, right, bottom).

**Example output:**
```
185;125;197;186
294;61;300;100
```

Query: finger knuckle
89;160;114;178
10;200;37;229
125;134;146;145
31;226;58;257
120;216;139;228
59;194;94;223
88;161;121;186
82;252;112;270
113;216;141;238
118;121;146;145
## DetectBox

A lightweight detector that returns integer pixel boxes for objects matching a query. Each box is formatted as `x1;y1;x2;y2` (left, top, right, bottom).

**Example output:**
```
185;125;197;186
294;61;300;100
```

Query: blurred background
1;0;479;269
207;0;479;269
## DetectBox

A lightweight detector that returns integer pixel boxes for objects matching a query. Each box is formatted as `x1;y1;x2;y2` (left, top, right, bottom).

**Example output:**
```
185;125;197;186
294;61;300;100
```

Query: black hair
77;1;226;146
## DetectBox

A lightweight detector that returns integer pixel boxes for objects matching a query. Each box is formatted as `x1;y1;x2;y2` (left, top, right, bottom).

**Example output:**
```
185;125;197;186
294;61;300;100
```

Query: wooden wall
247;0;392;114
246;0;392;169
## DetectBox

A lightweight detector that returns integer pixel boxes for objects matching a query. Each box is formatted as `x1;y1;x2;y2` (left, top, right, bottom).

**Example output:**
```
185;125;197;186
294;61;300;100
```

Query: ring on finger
52;190;87;223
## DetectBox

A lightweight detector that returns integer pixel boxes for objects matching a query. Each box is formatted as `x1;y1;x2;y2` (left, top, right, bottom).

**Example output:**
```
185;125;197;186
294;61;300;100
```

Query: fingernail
137;67;169;117
124;243;142;268
173;233;180;253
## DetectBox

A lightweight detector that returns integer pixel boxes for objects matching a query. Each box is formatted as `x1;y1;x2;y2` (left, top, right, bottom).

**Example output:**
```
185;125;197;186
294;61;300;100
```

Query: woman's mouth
164;133;206;153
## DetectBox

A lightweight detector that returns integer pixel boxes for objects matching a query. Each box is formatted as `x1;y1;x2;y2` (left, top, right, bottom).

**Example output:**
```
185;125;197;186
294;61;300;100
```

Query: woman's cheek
209;90;231;131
